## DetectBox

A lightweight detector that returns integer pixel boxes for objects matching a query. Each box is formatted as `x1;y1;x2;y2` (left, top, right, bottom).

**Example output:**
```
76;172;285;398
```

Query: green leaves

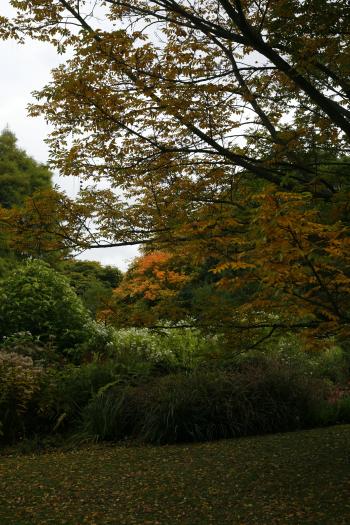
0;260;91;355
0;129;52;209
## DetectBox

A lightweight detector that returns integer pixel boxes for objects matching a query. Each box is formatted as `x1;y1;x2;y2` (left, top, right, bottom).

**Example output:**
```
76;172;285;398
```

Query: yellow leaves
212;261;256;274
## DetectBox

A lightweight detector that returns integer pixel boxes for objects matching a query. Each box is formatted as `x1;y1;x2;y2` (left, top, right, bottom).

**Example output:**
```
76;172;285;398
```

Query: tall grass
79;364;328;444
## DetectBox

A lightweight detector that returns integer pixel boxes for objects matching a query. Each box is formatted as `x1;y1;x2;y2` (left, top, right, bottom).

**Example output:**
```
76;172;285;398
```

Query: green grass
0;425;349;524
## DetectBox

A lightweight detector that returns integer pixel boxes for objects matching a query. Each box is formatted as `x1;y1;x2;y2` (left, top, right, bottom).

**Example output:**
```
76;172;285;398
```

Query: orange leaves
0;188;104;257
104;251;191;326
99;176;350;340
240;186;350;334
0;189;64;256
136;252;171;274
120;251;190;296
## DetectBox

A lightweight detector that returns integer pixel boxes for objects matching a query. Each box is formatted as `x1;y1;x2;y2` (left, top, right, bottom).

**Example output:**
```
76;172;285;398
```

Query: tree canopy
0;128;52;209
1;1;349;195
1;1;350;342
60;258;123;316
0;128;53;272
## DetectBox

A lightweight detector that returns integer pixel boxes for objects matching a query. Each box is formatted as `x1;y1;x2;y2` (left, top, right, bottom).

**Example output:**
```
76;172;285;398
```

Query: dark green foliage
312;395;350;427
34;355;153;437
59;259;123;316
36;362;121;432
0;333;59;444
80;364;328;444
1;359;120;445
77;385;137;442
317;346;350;384
0;260;91;354
0;128;53;277
0;350;43;444
335;396;350;422
0;128;52;209
0;252;18;279
1;321;349;447
0;331;58;364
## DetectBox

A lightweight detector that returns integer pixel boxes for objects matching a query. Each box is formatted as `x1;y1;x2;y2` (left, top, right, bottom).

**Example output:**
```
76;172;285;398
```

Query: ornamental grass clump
80;364;326;444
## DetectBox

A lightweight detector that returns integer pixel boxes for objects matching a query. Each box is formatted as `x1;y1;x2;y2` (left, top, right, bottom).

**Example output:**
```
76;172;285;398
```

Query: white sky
0;2;139;270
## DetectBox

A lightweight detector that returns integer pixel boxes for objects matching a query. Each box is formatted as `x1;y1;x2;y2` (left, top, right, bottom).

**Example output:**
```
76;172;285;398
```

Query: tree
0;128;54;273
1;1;350;340
1;1;349;194
60;259;123;316
0;128;52;209
103;251;190;325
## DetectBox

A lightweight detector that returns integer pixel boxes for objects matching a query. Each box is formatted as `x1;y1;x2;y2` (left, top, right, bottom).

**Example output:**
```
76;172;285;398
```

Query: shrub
77;385;137;442
1;331;58;365
37;361;122;432
0;260;91;355
74;321;117;360
80;364;326;444
110;326;219;373
0;350;43;443
335;395;350;422
316;346;349;384
308;394;350;427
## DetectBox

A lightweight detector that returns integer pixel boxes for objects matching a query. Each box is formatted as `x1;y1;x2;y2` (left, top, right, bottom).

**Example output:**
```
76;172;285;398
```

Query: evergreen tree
0;128;52;208
0;128;53;274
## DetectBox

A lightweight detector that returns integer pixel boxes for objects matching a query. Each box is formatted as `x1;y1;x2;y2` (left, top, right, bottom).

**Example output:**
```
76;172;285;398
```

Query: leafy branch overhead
2;1;349;190
1;1;350;340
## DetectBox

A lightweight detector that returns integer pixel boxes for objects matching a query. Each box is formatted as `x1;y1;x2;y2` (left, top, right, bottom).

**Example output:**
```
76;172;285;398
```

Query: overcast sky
0;2;139;270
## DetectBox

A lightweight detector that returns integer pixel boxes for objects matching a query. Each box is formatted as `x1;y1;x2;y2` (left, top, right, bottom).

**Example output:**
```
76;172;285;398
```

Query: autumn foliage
1;1;350;344
103;182;350;347
101;251;190;326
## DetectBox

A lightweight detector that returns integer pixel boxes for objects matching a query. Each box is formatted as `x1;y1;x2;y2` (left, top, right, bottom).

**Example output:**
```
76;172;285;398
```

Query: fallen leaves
0;425;349;524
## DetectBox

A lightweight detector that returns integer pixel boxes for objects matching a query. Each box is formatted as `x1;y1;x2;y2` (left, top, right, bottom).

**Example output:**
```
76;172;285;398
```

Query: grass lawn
0;425;349;525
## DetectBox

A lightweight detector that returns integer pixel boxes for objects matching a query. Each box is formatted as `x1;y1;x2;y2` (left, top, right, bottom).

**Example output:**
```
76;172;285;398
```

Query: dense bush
74;321;117;361
0;260;91;354
0;350;43;443
18;327;219;441
60;259;123;316
110;326;221;372
36;362;120;432
0;358;126;444
316;346;350;384
225;337;350;386
1;331;58;364
1;322;349;448
36;356;154;435
80;364;328;444
335;396;350;422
